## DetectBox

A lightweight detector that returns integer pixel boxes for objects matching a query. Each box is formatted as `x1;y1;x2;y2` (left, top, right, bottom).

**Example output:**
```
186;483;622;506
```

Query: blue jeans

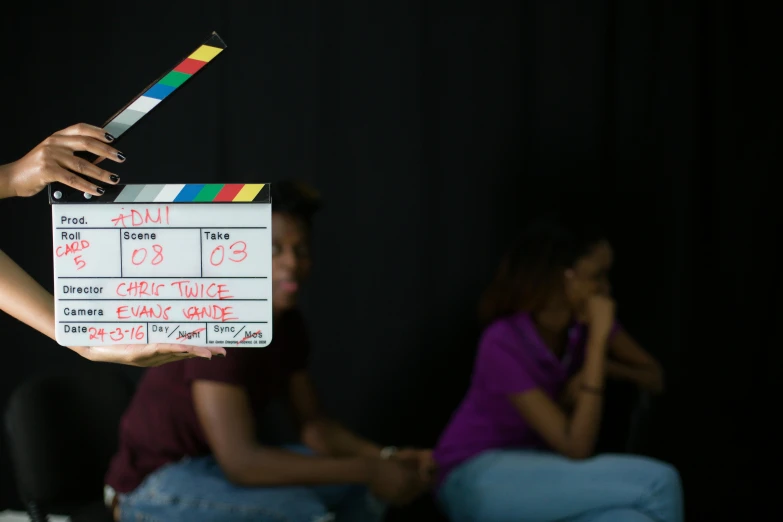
437;449;684;522
118;446;386;522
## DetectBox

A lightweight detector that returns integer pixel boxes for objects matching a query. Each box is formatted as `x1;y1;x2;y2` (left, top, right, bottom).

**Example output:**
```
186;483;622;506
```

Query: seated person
432;216;683;522
105;181;434;522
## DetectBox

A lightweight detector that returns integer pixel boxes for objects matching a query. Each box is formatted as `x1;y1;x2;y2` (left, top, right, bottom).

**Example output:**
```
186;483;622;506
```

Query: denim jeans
118;446;386;522
437;449;684;522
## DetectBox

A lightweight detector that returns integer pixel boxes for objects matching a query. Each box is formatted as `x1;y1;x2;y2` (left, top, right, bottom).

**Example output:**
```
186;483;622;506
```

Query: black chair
596;379;654;455
4;366;135;522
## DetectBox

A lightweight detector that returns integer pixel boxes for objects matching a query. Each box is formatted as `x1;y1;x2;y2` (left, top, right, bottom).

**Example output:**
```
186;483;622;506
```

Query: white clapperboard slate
49;182;272;347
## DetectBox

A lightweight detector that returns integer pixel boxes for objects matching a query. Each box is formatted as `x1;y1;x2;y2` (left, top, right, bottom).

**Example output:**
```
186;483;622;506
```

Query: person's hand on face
564;239;614;323
3;123;124;198
585;294;615;340
70;343;226;367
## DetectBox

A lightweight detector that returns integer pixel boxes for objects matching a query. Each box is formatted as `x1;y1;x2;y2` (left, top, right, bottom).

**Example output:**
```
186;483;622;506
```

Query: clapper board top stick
56;31;227;175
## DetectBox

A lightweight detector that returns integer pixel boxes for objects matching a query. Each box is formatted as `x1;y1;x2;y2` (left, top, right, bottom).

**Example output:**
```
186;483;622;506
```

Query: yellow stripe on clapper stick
233;184;265;202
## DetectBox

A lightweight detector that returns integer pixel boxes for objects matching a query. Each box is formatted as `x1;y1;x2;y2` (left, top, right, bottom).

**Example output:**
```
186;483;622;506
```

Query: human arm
605;329;664;393
563;327;665;401
0;249;224;365
0;249;58;341
506;296;615;459
192;378;427;503
193;379;373;485
290;370;436;479
288;370;383;458
0;123;124;199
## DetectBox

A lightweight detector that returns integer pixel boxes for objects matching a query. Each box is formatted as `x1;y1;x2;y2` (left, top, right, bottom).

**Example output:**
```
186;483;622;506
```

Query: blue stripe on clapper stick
145;83;176;100
173;184;204;202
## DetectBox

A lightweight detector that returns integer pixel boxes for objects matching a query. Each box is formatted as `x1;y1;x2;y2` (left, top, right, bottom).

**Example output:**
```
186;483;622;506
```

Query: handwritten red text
131;245;164;266
89;325;145;343
171;280;234;300
209;241;248;266
182;305;237;322
56;240;90;270
116;281;165;297
116;304;172;320
111;206;171;228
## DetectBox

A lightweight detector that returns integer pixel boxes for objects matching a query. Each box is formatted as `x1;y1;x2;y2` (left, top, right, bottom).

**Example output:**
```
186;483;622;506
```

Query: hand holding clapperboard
0;32;271;366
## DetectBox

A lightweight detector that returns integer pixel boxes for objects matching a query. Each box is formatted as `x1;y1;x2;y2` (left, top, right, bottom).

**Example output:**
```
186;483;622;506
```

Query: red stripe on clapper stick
213;184;245;201
174;58;207;75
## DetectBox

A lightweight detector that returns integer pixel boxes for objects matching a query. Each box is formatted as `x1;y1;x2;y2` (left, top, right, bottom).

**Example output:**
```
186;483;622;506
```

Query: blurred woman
105;181;433;522
432;217;682;522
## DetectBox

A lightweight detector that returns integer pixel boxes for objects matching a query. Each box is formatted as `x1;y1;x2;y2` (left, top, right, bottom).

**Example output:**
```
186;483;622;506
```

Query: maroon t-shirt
104;310;310;493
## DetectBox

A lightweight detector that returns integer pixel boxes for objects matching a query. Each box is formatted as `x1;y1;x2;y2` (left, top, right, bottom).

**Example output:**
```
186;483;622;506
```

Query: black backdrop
0;1;779;520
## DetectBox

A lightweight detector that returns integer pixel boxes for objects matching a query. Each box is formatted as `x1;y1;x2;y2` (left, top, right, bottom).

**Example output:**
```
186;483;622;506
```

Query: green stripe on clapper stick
193;184;225;201
158;71;191;88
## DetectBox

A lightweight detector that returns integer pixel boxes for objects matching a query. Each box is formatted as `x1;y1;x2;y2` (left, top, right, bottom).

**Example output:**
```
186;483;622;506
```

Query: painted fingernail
105;133;115;142
110;174;119;182
97;187;105;195
117;152;126;161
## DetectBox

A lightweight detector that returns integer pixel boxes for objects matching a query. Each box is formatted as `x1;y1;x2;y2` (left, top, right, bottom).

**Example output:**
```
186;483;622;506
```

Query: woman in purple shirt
433;218;683;522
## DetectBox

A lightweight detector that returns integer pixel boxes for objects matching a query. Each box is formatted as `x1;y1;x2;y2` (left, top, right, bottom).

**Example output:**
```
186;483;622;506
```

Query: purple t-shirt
432;312;619;486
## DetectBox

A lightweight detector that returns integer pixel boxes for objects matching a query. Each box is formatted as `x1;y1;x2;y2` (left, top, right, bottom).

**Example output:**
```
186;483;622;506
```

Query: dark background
0;1;779;520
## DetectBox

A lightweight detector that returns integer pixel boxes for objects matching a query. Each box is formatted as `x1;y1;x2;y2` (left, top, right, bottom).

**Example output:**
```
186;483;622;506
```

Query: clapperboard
48;32;274;347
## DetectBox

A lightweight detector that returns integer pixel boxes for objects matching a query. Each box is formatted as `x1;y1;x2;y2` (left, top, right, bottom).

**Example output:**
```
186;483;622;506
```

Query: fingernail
105;133;115;142
110;174;119;182
97;187;105;195
117;152;126;161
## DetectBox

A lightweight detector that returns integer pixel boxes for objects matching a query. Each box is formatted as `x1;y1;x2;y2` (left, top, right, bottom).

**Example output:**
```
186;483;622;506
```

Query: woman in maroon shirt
105;181;434;522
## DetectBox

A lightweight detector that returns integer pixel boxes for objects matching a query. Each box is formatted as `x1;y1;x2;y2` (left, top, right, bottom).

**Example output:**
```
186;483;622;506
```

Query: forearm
607;359;654;381
606;359;663;392
226;444;373;487
0;163;17;199
302;417;382;459
0;249;57;340
567;332;607;458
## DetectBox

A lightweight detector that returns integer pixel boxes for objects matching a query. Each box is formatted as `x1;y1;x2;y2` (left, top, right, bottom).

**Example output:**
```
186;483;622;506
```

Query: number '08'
131;245;164;266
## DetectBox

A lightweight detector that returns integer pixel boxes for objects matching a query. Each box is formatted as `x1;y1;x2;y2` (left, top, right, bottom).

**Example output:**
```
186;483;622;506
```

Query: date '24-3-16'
89;325;146;343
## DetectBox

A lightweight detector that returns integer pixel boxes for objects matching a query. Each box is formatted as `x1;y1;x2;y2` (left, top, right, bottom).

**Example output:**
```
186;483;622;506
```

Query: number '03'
210;241;248;266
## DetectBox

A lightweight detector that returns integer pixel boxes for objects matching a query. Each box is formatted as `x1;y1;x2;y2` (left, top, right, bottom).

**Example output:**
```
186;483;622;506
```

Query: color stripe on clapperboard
102;33;226;140
109;184;267;203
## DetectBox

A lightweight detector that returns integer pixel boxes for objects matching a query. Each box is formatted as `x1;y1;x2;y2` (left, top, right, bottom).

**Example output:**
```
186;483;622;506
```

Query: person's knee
592;454;682;498
645;459;682;492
